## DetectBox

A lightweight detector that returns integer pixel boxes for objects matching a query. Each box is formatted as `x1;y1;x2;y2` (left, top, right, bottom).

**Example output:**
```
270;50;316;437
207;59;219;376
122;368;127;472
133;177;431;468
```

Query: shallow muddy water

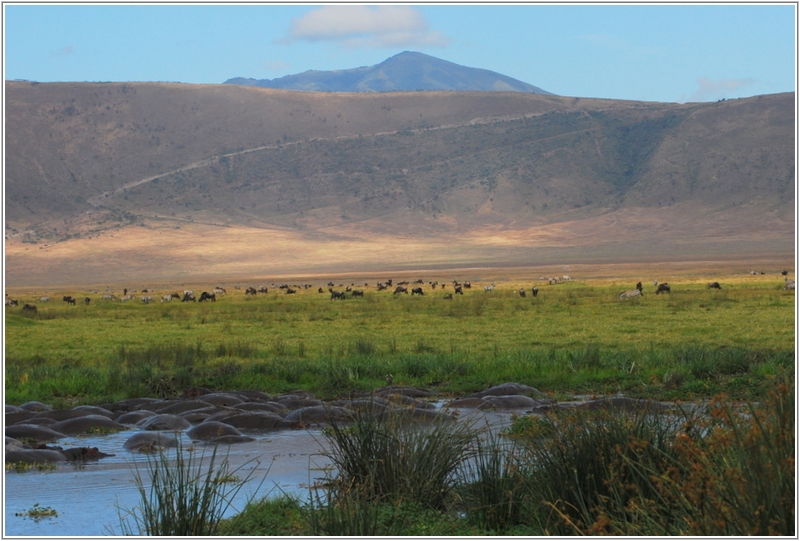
4;408;515;537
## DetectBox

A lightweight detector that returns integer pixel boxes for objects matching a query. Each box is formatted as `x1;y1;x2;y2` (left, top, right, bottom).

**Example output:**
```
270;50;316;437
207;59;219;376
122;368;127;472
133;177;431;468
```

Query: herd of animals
5;271;795;312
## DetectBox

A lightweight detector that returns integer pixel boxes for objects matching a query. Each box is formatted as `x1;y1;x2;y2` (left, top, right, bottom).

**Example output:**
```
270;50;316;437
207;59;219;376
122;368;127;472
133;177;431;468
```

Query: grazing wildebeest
518;288;526;297
245;287;257;295
318;287;324;294
286;288;297;294
781;270;789;277
454;285;464;295
351;289;364;297
393;286;408;295
198;291;216;302
22;303;37;314
182;292;196;302
655;283;671;295
377;282;388;291
141;295;155;304
84;297;91;305
464;281;472;289
532;287;539;297
707;282;722;290
330;289;346;301
258;286;268;294
214;287;226;296
62;296;76;305
443;293;453;300
411;287;424;295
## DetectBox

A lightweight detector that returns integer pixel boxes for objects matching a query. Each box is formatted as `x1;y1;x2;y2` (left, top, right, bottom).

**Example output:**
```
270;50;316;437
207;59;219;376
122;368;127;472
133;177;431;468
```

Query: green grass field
4;277;795;406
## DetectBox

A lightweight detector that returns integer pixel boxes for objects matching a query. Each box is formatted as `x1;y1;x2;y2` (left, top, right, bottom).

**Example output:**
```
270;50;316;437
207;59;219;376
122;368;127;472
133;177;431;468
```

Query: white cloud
686;76;756;102
282;6;450;48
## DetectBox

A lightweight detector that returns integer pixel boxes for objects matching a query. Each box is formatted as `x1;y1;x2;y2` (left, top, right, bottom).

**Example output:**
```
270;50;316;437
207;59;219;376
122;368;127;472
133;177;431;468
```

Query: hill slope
224;51;552;94
4;81;794;286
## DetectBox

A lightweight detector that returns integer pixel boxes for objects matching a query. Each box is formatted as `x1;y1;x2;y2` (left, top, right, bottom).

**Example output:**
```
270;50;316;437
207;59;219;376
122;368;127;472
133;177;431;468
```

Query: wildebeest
518;288;526;297
532;287;539;297
464;281;472;289
318;287;324;294
214;287;226;296
198;291;216;302
351;289;364;297
393;286;408;295
330;289;346;301
62;295;76;305
245;287;257;295
22;303;37;314
655;283;671;295
707;282;722;290
454;285;464;295
443;293;453;300
411;287;424;295
258;286;268;294
636;281;642;292
84;297;91;305
181;292;196;302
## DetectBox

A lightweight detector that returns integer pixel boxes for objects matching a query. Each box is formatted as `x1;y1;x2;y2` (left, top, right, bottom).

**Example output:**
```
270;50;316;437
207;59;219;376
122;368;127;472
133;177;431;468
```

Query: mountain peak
224;51;552;94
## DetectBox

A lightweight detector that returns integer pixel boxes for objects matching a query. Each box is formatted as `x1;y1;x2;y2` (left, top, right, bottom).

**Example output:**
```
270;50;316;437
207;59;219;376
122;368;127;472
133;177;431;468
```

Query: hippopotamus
191;393;245;408
152;400;217;415
444;397;489;409
5;411;37;425
477;395;547;410
186;421;254;444
6;445;114;464
274;397;323;410
231;390;274;402
5;424;66;443
467;383;546;399
30;408;104;423
50;415;126;435
104;397;162;413
230;402;286;413
71;405;117;418
123;432;179;453
283;406;356;426
115;410;159;425
18;401;52;412
138;414;191;431
204;411;294;431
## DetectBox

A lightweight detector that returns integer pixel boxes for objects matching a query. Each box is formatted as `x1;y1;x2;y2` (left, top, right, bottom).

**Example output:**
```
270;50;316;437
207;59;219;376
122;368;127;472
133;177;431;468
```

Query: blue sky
3;3;796;103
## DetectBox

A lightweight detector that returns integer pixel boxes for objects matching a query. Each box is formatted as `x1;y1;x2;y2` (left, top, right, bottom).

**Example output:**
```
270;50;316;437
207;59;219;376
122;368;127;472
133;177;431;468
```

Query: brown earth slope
4;82;794;286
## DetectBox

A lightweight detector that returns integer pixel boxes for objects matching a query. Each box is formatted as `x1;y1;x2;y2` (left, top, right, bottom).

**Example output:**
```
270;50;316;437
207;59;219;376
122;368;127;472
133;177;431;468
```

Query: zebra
484;283;496;292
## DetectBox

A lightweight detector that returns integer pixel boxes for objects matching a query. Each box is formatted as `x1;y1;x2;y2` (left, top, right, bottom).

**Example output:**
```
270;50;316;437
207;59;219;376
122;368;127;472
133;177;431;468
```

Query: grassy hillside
4;82;794;285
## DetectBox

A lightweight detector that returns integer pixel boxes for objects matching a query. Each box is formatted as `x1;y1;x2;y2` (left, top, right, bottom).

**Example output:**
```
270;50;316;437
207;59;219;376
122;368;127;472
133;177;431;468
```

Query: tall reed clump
644;375;795;536
457;428;530;532
116;442;262;536
305;408;478;535
521;405;701;535
519;374;795;536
